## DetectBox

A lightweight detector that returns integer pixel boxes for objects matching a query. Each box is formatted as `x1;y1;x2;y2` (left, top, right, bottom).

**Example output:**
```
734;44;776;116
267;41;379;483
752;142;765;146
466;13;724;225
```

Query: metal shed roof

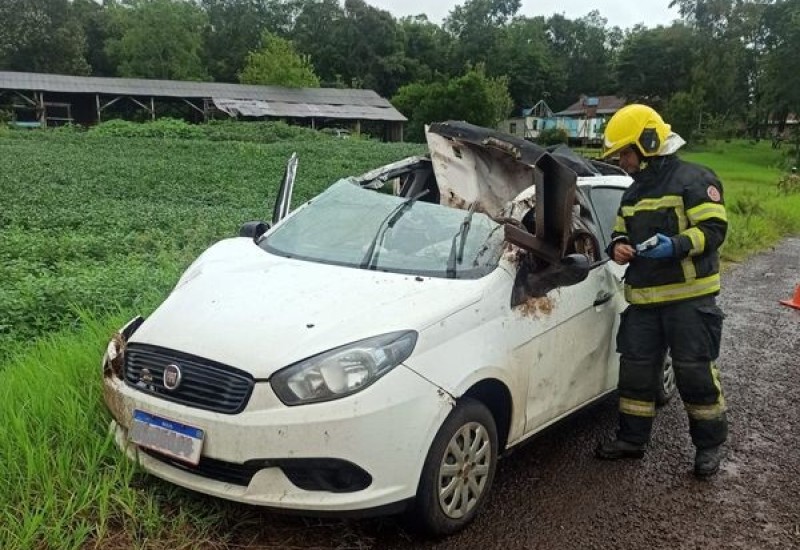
0;71;407;122
555;95;626;117
211;98;403;121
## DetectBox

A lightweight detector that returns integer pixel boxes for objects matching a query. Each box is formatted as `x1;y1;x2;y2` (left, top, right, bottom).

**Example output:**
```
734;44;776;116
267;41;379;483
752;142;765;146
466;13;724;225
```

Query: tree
338;0;409;97
73;0;116;76
445;0;521;68
290;0;348;86
398;15;455;83
201;0;296;83
545;12;615;109
0;0;90;75
762;0;800;132
669;0;749;124
730;1;771;138
493;16;560;111
669;0;735;36
663;90;704;142
290;0;412;96
106;0;208;80
614;23;697;106
239;31;320;87
391;64;512;142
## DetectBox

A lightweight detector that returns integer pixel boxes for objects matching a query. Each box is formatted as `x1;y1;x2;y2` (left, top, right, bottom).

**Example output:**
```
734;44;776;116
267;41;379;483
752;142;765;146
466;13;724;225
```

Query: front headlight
271;331;418;406
102;315;144;378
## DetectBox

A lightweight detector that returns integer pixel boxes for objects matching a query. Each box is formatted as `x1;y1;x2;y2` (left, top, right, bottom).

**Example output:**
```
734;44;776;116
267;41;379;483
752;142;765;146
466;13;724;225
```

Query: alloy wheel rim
437;422;492;519
663;358;676;396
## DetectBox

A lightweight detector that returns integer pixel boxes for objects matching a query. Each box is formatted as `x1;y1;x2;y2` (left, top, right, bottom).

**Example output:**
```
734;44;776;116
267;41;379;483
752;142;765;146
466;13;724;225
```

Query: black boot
595;438;646;459
694;445;723;478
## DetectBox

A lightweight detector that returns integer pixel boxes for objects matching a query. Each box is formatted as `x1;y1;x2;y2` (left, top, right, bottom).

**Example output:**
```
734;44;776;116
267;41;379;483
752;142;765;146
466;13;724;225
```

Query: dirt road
229;237;800;549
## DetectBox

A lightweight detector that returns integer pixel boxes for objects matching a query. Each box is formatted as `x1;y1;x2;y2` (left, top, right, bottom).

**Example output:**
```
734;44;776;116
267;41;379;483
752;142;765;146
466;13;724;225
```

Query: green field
682;140;800;260
0;125;424;360
1;126;798;549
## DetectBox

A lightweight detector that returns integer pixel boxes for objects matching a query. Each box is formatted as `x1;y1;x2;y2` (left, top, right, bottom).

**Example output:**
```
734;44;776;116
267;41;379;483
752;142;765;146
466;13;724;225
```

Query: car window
585;186;625;253
261;180;504;279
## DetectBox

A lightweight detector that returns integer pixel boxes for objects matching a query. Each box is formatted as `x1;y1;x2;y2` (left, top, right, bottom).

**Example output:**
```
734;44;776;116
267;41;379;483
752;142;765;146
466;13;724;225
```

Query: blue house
497;99;554;140
543;95;626;144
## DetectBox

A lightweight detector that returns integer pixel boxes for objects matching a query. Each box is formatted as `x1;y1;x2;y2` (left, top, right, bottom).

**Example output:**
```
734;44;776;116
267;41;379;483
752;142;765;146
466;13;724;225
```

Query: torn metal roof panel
212;98;407;121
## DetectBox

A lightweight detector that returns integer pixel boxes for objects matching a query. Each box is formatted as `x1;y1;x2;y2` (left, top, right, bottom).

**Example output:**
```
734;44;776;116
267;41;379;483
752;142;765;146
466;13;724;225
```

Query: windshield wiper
446;202;478;278
359;189;430;270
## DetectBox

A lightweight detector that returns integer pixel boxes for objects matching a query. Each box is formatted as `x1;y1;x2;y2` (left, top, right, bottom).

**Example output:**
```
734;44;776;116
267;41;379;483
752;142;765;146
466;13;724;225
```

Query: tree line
1;0;799;143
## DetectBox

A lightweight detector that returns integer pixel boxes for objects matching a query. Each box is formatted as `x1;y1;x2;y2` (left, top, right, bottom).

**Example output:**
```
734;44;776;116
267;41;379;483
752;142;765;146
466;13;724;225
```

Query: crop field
0;124;424;360
1;124;798;549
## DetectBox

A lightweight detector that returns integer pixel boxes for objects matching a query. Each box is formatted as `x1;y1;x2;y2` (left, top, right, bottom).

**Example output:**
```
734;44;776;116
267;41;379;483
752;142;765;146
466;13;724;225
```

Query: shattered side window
586;186;625;253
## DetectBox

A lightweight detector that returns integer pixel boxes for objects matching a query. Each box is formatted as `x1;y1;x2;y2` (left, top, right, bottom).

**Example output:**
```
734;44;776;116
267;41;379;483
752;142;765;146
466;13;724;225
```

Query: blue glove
638;233;674;259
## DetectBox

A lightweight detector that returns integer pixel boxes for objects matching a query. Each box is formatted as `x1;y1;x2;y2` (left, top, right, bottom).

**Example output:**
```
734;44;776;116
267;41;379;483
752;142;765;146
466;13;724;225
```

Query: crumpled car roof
428;121;551;167
426;121;577;261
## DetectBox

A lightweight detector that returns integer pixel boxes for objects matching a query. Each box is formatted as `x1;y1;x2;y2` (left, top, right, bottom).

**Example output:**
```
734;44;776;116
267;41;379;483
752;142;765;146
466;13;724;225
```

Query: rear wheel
414;398;498;536
656;352;677;406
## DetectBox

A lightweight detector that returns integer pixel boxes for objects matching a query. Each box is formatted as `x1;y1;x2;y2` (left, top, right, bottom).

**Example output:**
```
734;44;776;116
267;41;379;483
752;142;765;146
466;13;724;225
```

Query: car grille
124;343;255;414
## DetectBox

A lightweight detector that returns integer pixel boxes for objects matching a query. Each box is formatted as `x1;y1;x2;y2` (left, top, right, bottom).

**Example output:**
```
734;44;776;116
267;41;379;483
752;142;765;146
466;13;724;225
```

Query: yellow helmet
601;104;671;159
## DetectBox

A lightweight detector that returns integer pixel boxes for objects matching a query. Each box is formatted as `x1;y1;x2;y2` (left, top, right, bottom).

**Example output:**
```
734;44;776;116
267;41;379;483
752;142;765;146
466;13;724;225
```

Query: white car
102;121;675;535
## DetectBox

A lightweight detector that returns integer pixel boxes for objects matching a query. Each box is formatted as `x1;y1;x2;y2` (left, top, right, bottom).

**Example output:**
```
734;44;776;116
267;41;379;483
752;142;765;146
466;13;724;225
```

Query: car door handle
593;292;613;306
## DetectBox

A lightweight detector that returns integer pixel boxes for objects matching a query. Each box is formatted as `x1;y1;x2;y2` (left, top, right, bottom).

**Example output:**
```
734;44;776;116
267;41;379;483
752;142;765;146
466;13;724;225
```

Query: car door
511;260;618;433
272;153;298;224
420;124;621;433
582;182;631;389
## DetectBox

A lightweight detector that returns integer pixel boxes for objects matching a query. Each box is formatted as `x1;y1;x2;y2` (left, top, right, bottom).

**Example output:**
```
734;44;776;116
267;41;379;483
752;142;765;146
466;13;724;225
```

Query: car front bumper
104;364;453;513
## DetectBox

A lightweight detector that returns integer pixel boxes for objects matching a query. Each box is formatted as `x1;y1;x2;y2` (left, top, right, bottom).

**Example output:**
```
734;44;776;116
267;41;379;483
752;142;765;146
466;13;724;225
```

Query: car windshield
261;180;505;279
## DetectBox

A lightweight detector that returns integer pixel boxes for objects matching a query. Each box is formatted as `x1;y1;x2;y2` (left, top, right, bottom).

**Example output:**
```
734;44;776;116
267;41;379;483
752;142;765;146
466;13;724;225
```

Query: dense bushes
87;118;327;143
201;120;326;143
88;118;204;139
536;127;569;146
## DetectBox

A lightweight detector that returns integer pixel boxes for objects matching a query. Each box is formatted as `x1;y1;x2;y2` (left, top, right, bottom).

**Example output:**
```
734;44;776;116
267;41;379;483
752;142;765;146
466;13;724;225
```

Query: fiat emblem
163;363;182;391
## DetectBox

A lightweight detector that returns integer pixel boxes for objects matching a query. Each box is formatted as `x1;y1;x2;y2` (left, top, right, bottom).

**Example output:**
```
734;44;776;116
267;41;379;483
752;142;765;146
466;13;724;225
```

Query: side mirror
510;252;591;306
239;221;271;241
557;253;591;287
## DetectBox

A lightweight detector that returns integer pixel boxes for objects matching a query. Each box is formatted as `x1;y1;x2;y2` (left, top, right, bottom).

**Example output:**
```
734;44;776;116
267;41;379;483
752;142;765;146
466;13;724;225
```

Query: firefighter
595;104;728;478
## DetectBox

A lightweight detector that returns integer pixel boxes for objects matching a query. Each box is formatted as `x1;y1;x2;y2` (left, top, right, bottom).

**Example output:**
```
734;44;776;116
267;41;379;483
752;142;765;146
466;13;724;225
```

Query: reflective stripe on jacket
610;155;727;305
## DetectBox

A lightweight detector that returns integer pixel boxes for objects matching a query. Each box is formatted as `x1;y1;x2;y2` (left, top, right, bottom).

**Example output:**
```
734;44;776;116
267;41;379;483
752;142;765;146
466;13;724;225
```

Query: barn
0;71;407;141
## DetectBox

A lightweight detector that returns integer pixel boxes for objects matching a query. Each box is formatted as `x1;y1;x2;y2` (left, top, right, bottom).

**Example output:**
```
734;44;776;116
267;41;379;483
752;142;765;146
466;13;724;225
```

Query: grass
0;127;798;549
0;128;424;359
0;312;208;549
682;140;800;261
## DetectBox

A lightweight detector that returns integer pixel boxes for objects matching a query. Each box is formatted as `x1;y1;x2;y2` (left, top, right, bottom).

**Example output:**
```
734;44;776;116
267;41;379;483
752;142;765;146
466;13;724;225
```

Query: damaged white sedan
102;121;673;535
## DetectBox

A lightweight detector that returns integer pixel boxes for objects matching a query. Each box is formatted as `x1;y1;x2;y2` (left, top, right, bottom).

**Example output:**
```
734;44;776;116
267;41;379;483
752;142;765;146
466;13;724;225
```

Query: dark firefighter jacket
609;155;728;305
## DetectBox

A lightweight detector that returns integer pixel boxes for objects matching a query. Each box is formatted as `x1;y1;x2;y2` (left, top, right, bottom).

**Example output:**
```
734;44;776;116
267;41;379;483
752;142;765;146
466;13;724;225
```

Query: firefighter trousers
615;295;728;449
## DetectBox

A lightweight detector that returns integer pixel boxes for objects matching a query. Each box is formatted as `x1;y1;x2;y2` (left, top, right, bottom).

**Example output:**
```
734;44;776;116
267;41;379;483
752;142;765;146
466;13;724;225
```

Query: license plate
129;410;205;466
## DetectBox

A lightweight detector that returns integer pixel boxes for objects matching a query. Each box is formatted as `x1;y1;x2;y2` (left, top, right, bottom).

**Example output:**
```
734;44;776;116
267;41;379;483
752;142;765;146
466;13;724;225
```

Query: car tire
414;397;498;536
656;352;677;406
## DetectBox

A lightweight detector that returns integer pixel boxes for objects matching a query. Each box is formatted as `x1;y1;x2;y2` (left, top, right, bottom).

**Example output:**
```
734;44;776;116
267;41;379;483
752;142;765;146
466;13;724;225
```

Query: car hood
130;238;486;378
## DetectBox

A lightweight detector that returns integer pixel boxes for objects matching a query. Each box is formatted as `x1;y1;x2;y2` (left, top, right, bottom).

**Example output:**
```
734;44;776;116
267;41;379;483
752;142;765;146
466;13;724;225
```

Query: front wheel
414;398;498;536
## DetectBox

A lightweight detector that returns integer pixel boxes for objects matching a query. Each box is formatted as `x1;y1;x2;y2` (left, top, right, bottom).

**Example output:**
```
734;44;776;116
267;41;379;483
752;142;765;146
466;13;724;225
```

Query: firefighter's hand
638;233;675;259
612;242;636;265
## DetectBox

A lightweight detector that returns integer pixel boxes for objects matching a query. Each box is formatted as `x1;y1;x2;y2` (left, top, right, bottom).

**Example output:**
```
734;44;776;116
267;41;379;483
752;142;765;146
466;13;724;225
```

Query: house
545;95;626;145
499;95;625;145
497;99;554;140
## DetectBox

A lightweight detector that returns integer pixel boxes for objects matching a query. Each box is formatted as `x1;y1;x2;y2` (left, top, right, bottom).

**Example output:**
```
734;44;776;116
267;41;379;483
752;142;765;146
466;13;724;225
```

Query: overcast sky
366;0;681;30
